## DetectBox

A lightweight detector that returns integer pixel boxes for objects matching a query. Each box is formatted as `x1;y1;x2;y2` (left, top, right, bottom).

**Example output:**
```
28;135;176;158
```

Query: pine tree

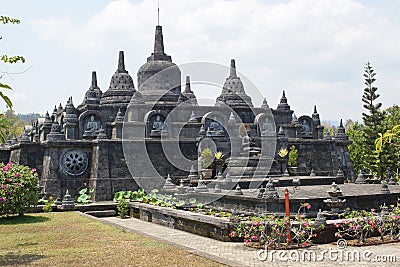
361;62;385;177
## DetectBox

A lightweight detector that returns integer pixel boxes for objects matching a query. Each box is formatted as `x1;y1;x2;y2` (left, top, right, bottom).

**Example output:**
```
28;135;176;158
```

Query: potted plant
288;145;299;176
200;148;214;179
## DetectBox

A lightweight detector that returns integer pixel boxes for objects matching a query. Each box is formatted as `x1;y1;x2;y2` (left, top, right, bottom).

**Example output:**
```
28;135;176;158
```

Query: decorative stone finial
185;76;191;93
381;203;389;215
261;98;269;109
291;113;299;124
381;181;390;194
117;51;127;73
229;59;237;78
234;184;243;195
20;130;30;142
195;176;209;192
277;90;290;110
97;126;107;139
91;71;99;89
154;25;165;54
354;170;366;184
115;108;124;122
214;184;222;193
228;112;236;124
189;111;197;123
277;126;285;136
163;174;177;192
187;165;198;180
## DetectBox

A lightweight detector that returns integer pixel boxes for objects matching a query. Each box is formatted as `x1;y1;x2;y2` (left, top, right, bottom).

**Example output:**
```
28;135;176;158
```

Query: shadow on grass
0;215;50;225
0;252;45;266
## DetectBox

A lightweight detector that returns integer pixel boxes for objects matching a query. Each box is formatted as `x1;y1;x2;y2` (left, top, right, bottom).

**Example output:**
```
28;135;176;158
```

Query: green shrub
117;199;129;218
0;162;39;217
288;145;298;167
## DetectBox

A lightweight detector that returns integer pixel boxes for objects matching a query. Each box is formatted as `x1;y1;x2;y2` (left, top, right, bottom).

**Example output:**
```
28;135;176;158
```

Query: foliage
0;16;26;142
230;203;317;248
1;109;25;142
0;162;38;217
76;188;94;204
117;199;129;218
277;148;288;158
346;121;367;174
376;125;400;153
39;196;55;212
200;148;214;169
361;62;385;176
335;210;375;243
214;151;224;161
288;145;298;167
335;201;400;243
114;189;195;209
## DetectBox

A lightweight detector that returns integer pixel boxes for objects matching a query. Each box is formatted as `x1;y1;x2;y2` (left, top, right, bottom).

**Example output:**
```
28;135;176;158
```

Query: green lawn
0;212;224;266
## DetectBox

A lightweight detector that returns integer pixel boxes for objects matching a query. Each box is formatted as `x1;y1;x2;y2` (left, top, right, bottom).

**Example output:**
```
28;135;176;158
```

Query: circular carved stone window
60;150;88;176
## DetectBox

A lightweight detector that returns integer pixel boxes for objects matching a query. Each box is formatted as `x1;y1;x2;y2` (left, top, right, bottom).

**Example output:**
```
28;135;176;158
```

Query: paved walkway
94;215;400;267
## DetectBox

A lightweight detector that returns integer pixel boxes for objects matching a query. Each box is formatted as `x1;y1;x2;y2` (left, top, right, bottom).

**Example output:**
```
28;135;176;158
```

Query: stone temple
0;24;354;201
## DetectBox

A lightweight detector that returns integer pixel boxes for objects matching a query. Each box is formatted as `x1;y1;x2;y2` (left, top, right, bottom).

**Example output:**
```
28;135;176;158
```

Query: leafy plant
229;203;316;248
200;148;214;169
278;148;288;158
376;124;400;153
117;199;129;218
0;162;38;217
214;151;224;160
288;145;298;167
41;196;55;212
76;188;94;204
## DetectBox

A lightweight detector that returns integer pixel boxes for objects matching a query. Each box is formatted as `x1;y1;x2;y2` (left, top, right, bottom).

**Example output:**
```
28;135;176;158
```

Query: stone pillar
90;140;112;201
41;145;62;198
111;121;123;139
64;122;77;140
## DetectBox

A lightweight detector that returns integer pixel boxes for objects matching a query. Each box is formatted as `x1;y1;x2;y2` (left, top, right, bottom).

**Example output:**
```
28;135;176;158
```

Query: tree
361;62;385;177
346;121;368;174
0;16;25;142
2;110;25;141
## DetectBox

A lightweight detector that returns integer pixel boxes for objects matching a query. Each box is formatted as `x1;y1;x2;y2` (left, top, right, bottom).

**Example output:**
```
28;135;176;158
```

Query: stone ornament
60;150;89;176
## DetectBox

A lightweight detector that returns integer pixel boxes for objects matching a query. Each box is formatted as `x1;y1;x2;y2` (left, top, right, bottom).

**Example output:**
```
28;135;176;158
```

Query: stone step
85;210;116;218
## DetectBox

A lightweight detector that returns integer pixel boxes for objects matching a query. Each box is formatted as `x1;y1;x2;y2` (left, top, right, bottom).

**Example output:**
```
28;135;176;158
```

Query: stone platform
190;183;400;215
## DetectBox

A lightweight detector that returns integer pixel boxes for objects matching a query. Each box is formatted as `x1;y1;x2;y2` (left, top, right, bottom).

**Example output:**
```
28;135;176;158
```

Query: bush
0;162;39;217
288;145;298;167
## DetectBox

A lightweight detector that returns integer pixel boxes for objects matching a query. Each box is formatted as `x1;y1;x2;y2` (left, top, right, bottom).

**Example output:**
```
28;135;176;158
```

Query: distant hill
16;113;43;124
322;120;339;127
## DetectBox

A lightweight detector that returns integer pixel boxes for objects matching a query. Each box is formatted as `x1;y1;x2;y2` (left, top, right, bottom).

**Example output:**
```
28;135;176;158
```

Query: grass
0;212;225;266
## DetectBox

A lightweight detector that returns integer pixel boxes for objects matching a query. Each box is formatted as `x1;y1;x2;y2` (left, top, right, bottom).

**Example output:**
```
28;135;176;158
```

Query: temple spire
185;76;191;92
313;105;318;114
157;2;160;26
90;71;99;89
154;25;165;54
230;59;237;78
117;51;127;73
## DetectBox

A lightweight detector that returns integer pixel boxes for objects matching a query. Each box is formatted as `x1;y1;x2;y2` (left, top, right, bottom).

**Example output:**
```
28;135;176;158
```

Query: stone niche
298;115;314;139
145;110;168;137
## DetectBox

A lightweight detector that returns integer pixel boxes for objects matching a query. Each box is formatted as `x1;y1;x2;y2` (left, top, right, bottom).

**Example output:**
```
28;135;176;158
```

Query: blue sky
2;0;400;121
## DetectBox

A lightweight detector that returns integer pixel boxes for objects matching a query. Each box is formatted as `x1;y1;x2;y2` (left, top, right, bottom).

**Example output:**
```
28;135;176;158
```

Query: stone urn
287;166;298;176
201;168;213;179
278;158;289;176
213;159;224;175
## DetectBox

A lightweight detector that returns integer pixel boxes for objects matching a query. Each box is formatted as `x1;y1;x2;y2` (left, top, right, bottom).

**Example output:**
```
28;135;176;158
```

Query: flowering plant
229;203;317;248
334;209;376;243
0;162;39;217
